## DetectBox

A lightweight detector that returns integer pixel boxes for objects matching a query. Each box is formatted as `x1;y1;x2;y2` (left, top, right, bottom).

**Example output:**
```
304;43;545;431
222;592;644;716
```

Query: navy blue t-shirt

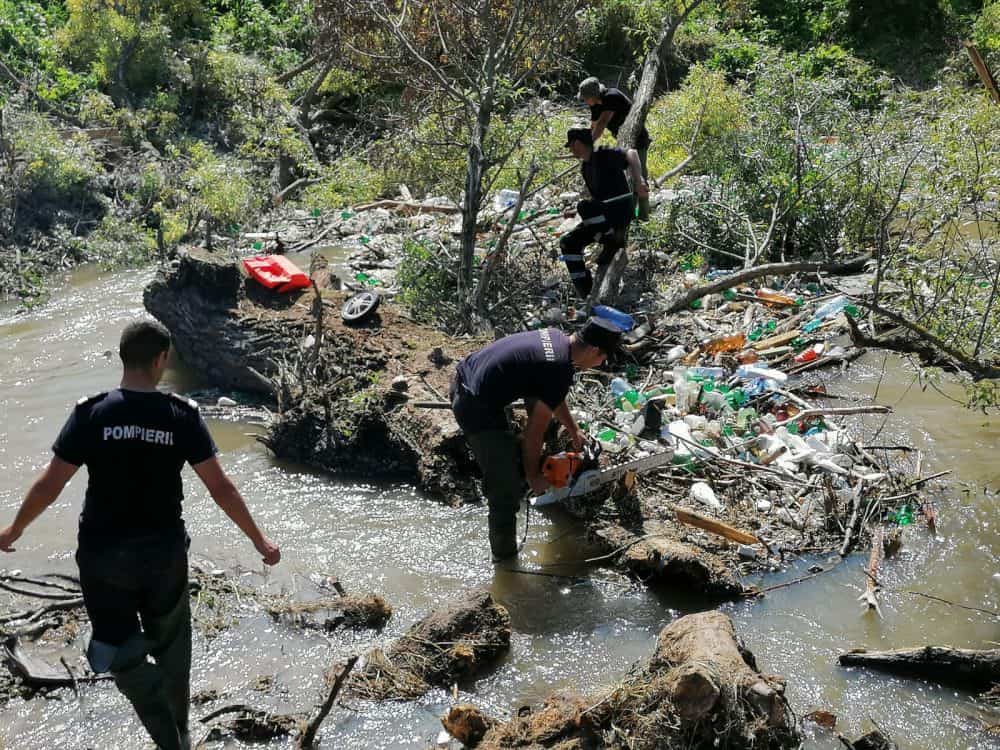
589;87;651;149
53;389;217;543
582;147;631;204
454;329;574;433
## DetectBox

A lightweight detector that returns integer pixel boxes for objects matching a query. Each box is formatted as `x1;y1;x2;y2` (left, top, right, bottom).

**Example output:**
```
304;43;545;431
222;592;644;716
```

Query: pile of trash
563;281;932;584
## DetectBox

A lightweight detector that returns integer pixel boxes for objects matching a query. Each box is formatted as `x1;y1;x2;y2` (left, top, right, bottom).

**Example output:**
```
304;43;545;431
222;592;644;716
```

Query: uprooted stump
467;611;796;750
442;705;500;747
594;523;747;598
349;590;511;700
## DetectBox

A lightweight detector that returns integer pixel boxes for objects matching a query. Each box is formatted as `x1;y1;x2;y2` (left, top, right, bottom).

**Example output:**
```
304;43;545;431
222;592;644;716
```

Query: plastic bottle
813;295;849;320
735;364;789;383
666;345;687;364
702;333;746;354
690;482;723;511
756;288;797;306
493;188;519;211
591;305;634;331
610;377;631;397
687;366;727;380
597;427;628;454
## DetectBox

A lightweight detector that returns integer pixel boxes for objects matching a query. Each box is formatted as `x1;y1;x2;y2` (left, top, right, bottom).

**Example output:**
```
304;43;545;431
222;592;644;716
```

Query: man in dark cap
450;319;621;561
560;127;648;300
578;76;652;220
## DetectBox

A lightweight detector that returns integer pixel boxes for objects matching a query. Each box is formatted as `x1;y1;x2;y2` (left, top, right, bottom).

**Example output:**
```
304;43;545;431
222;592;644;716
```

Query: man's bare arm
0;457;79;552
522;402;554;493
591;110;614;141
192;457;280;565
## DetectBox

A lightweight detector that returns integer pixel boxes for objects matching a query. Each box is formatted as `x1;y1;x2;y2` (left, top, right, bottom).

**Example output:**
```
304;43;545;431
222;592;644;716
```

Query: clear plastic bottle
687;366;727;380
735;364;788;383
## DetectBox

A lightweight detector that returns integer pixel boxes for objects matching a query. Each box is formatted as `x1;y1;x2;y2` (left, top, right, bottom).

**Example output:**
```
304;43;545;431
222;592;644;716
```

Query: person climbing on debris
450;318;621;561
561;127;648;300
578;76;652;220
0;320;280;750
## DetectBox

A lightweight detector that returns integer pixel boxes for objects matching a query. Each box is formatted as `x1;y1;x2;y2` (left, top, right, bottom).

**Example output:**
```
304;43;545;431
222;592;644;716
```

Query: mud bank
144;248;481;501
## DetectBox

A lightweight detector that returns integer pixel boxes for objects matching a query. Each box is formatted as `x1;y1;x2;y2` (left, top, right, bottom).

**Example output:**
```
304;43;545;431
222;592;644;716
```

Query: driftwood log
838;646;1000;691
348;590;510;700
466;611;797;749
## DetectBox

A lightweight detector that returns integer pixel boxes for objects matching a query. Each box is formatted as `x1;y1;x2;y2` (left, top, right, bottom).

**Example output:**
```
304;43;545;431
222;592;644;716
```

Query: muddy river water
0;263;997;749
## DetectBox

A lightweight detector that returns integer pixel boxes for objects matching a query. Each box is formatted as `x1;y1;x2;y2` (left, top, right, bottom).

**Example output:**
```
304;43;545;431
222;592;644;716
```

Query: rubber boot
144;586;192;746
112;659;182;750
489;523;518;562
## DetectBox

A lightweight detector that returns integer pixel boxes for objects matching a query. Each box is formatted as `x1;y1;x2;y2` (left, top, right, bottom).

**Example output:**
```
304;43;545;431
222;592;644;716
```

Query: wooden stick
776;406;892;428
296;655;359;749
858;526;883;616
352;199;460;215
905;470;950;489
965;41;1000;105
671;507;763;548
839;482;864;557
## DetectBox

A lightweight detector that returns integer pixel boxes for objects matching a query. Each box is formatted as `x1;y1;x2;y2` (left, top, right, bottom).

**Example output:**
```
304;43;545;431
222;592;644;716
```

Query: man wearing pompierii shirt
450;319;621;561
0;319;280;750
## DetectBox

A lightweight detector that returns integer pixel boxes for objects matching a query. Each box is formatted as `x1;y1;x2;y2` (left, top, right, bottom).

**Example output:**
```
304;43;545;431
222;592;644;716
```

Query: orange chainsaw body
542;451;587;488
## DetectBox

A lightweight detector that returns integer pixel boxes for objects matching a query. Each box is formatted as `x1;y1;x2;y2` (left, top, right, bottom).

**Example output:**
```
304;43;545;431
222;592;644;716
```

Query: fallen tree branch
846;300;1000;380
838;646;1000;691
296;655;359;748
352;199;460;215
663;257;871;313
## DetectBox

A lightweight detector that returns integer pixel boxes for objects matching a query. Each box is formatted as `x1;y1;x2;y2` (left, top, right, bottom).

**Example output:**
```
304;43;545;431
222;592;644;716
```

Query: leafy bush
299;155;386;209
396;239;460;328
10;110;101;210
645;63;745;178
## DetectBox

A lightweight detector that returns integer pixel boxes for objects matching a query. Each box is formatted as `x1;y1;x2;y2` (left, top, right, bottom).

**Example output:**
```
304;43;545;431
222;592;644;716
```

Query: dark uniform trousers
450;376;525;560
560;196;634;298
78;534;191;750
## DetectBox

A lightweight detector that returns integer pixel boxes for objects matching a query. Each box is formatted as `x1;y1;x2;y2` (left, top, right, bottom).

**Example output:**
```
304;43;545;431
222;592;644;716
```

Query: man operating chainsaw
450;319;621;561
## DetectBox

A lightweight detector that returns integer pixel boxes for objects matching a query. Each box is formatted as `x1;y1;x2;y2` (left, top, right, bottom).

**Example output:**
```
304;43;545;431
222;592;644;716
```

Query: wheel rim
343;292;377;319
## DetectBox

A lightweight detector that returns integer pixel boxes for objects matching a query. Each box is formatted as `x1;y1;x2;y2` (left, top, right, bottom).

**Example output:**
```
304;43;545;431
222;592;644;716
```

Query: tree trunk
458;104;491;322
617;1;703;151
839;646;1000;691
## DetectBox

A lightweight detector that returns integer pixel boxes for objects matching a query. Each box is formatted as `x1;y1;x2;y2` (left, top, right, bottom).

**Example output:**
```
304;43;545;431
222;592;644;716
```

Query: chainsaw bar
530;448;675;507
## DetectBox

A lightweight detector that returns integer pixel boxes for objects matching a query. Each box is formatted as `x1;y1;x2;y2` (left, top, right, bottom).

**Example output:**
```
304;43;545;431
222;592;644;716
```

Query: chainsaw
532;441;675;507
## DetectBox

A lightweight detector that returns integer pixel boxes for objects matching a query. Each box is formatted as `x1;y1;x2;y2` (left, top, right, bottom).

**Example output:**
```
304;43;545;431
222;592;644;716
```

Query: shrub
10;109;101;210
645;63;745;179
299;155;386;210
396;239;460;328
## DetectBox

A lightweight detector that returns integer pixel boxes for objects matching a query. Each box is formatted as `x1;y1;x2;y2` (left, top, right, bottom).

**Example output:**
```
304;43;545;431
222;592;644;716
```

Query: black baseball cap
579;317;622;355
564;128;593;148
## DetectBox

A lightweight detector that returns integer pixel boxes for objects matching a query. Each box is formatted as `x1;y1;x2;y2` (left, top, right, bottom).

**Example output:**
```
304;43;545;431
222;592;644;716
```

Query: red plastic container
243;255;311;293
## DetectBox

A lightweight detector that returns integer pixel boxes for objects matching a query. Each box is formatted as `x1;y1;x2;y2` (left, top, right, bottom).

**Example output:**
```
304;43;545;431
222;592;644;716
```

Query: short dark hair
564;127;594;148
119;320;171;369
